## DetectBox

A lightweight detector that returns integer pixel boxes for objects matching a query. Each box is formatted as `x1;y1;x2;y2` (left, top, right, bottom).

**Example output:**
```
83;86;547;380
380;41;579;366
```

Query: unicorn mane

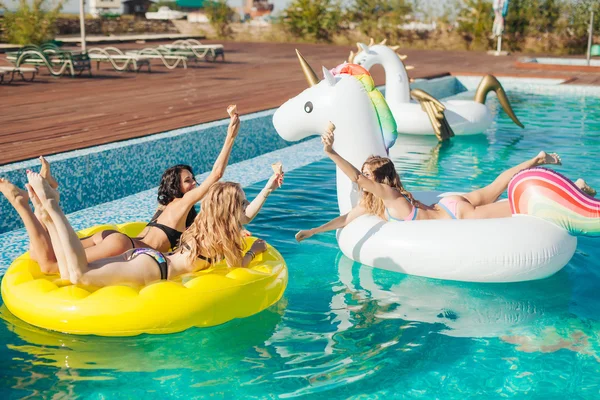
330;64;398;151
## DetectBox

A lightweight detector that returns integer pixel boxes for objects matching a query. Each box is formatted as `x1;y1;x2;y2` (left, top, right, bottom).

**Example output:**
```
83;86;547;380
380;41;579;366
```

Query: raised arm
321;127;397;201
296;205;366;242
181;107;240;207
241;172;284;224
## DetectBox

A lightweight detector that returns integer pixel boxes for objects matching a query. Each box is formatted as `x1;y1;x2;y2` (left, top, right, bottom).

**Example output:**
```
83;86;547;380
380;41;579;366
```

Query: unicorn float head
349;39;525;135
273;51;397;214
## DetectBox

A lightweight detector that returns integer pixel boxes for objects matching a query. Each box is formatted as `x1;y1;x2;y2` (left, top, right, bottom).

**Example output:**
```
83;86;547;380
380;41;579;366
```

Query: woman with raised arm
0;106;284;274
296;125;595;242
8;171;280;287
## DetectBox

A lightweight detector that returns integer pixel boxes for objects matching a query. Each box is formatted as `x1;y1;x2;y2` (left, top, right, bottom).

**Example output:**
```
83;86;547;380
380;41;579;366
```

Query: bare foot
575;178;597;197
26;183;51;224
536;151;561;166
27;171;59;206
0;178;29;206
39;156;59;189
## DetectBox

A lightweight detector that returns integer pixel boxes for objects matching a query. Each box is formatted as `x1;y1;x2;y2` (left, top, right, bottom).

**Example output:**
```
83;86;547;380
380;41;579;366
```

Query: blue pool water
1;90;600;398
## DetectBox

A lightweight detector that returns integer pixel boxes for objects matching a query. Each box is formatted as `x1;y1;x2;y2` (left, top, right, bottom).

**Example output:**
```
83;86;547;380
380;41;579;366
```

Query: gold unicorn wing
410;89;455;141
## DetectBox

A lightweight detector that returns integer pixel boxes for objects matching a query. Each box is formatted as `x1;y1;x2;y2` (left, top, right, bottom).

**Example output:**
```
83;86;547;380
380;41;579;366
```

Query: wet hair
179;182;246;268
157;164;197;227
360;155;432;218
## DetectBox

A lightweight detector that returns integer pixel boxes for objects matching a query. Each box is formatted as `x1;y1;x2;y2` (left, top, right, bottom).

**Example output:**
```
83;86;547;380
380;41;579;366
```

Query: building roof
176;0;206;8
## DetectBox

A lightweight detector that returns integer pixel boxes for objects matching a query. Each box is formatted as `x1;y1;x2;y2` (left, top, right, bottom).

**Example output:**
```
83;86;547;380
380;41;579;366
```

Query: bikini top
385;192;418;222
145;209;192;250
146;219;182;250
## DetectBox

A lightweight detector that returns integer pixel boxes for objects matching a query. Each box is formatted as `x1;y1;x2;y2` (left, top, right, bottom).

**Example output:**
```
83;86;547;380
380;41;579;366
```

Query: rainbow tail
508;167;600;237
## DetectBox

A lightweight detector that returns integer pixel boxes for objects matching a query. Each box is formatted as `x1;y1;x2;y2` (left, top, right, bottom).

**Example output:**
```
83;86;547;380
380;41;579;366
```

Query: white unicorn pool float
272;51;576;283
349;40;525;139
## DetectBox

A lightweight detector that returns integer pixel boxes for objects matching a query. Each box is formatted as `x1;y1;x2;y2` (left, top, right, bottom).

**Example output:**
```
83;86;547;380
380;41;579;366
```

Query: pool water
1;91;600;398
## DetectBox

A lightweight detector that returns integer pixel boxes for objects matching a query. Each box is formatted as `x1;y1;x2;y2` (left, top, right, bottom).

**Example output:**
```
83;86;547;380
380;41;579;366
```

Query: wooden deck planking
1;41;599;165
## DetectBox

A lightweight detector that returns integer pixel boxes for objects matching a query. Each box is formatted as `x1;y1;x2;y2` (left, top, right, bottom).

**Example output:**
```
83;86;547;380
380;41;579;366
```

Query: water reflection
0;299;286;373
335;254;600;363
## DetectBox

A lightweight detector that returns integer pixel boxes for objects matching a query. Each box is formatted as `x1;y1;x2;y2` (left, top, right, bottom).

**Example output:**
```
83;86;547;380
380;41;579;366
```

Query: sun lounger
87;47;151;72
0;66;38;83
6;45;91;77
125;48;188;69
162;39;225;62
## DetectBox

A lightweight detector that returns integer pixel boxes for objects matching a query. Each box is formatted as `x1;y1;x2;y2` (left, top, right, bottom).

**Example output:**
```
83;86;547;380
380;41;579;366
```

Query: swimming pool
1;87;600;398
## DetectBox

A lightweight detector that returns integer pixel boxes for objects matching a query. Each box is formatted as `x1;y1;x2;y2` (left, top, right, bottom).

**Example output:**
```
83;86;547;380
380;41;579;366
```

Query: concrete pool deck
1;41;600;165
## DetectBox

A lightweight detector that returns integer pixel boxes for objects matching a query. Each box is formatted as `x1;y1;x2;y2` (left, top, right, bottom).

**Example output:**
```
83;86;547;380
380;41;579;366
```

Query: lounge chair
162;39;225;62
6;45;91;77
125;48;188;69
0;66;38;83
87;47;151;72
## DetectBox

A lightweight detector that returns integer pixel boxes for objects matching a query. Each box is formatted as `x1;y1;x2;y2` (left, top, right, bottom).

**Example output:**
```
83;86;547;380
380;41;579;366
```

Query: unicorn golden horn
296;49;319;87
474;75;524;128
348;50;355;63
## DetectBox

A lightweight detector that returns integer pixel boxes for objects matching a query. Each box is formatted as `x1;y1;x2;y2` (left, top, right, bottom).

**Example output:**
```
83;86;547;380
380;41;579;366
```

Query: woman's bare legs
27;172;87;284
0;178;59;273
27;184;70;279
39;156;59;189
28;173;154;287
463;151;562;207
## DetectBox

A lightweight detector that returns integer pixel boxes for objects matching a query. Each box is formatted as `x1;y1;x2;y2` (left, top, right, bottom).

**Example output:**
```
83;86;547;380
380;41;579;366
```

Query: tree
565;0;600;37
456;0;493;50
281;0;343;42
205;0;235;39
0;0;64;45
346;0;412;41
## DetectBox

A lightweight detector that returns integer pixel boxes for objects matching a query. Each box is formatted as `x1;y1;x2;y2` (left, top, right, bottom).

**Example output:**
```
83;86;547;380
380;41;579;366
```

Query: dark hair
157;164;198;227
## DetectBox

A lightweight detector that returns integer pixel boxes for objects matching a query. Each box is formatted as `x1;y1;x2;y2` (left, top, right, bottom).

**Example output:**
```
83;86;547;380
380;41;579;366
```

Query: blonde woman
11;172;278;287
296;127;594;242
1;106;283;274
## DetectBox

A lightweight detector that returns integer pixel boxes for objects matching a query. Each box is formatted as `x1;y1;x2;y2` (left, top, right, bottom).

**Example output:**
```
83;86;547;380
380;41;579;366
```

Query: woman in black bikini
0;106;283;274
22;172;269;287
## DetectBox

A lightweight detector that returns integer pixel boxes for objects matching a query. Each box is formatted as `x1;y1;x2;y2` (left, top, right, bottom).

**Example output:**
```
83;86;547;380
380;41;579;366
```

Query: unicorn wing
410;89;455;141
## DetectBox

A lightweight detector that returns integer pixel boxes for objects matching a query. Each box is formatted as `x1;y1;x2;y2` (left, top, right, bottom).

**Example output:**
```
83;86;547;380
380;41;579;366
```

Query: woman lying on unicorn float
277;52;599;282
296;125;596;242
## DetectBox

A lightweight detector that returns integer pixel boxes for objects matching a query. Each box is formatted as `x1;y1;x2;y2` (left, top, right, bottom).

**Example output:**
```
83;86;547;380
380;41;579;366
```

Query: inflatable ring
1;222;288;336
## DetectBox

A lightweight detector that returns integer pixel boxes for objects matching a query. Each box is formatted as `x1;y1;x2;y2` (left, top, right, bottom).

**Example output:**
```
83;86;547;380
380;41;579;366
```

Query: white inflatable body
392;100;493;136
273;55;575;283
352;43;501;136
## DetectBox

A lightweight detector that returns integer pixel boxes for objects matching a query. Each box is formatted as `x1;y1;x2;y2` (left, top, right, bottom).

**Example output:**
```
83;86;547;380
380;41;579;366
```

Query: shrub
346;0;412;42
0;0;64;45
456;0;493;50
280;0;343;42
205;0;235;39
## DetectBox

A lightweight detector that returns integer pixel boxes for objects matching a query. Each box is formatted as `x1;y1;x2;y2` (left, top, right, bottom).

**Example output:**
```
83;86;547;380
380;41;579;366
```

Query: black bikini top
146;209;184;249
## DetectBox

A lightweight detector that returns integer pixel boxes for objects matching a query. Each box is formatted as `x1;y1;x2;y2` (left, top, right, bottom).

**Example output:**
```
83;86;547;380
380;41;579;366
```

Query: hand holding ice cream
267;161;284;191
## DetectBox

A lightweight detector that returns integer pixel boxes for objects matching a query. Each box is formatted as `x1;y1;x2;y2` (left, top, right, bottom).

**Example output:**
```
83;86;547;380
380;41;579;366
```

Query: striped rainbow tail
508;167;600;237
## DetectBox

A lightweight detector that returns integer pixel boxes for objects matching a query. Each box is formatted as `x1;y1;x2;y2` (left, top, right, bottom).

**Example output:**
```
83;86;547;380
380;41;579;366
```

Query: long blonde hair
359;155;431;218
179;182;246;268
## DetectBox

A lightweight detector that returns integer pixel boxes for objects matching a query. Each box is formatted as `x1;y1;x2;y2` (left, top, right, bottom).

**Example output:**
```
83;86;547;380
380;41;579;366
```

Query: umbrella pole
587;11;594;66
79;0;87;52
497;35;502;53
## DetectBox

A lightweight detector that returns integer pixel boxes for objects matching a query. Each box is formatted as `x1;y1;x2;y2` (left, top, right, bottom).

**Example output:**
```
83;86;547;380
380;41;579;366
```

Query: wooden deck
1;41;599;165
